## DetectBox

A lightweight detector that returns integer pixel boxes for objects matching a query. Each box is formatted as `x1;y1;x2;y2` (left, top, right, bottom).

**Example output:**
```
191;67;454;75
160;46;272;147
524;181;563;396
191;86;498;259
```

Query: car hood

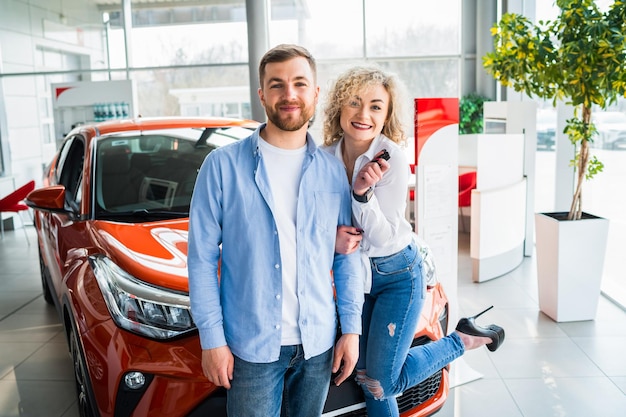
92;220;191;293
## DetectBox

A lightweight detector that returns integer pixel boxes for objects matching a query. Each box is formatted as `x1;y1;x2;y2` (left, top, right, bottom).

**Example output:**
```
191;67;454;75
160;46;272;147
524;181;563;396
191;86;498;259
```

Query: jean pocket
371;245;418;276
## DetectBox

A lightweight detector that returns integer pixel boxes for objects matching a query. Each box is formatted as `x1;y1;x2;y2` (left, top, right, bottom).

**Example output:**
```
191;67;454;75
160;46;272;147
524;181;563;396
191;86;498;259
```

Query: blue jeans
356;241;465;417
227;345;333;417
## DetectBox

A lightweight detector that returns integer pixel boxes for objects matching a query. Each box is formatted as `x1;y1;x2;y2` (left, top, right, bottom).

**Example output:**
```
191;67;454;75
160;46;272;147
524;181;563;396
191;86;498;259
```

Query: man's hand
332;333;360;386
201;346;234;389
336;225;363;254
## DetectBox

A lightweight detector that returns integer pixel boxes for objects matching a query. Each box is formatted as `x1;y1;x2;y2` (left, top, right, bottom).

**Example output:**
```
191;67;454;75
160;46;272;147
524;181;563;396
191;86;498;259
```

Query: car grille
397;370;443;413
333;336;445;417
335;370;444;417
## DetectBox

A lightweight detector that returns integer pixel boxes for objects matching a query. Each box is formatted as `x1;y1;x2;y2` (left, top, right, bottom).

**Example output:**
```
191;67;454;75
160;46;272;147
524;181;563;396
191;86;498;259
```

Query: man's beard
265;100;314;131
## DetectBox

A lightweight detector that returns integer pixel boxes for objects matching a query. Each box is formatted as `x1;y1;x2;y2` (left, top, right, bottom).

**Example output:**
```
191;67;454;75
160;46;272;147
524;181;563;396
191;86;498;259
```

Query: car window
57;136;85;210
94;127;250;220
54;138;73;185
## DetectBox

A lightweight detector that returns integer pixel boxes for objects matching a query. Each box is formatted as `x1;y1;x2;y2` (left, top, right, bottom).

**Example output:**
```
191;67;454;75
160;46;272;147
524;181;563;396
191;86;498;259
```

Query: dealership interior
1;1;626;416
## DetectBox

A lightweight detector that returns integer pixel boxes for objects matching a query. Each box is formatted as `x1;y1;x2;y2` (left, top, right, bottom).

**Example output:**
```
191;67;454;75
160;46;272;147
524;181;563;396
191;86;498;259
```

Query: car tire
69;324;97;417
38;247;54;305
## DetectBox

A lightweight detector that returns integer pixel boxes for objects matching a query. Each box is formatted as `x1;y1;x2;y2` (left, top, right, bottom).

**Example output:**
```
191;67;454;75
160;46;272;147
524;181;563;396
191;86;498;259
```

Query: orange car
26;117;449;417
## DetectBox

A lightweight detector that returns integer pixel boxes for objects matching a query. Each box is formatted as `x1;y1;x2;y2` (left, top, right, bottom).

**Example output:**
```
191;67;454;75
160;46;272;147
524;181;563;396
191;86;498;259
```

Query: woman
324;66;505;417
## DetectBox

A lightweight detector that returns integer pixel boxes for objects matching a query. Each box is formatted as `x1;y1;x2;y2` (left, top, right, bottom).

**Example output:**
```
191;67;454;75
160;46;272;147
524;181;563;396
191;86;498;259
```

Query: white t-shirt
258;138;306;345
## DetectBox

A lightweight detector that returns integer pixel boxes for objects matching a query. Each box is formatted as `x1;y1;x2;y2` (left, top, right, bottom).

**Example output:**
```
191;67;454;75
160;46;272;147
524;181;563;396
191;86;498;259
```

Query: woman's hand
336;225;363;254
352;150;390;196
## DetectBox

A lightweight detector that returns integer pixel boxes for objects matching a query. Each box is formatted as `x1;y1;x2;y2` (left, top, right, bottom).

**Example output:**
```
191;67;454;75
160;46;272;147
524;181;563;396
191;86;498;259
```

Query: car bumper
77;317;214;417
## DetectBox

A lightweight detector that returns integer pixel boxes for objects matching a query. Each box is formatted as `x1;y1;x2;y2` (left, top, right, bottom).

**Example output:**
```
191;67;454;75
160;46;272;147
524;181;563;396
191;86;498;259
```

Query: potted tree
483;0;626;321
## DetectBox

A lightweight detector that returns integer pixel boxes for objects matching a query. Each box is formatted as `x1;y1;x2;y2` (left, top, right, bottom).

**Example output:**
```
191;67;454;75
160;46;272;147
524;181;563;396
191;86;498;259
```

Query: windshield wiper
102;209;189;220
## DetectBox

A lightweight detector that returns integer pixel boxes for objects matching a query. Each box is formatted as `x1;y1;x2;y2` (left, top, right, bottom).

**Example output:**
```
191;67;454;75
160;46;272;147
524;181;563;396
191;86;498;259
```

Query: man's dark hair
258;44;317;87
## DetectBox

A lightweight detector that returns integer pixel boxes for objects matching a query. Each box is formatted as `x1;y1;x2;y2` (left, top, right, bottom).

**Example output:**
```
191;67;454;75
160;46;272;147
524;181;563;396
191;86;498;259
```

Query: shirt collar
252;122;318;156
333;133;387;162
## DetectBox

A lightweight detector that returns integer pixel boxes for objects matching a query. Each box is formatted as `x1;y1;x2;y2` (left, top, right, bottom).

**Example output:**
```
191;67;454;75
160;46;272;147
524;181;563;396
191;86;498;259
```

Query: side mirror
26;186;68;212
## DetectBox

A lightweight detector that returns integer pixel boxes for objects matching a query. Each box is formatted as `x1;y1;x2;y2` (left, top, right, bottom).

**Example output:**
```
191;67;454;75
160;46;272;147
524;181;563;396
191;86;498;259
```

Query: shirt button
275;324;280;330
275;264;280;269
275;294;281;300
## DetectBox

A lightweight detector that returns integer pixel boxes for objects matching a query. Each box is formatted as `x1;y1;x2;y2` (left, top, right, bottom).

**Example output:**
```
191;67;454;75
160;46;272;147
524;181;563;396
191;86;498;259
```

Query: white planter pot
535;212;609;322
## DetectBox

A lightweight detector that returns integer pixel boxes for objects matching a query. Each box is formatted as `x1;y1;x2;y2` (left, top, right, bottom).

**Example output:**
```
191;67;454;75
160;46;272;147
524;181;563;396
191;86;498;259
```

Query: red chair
0;180;36;245
458;171;477;232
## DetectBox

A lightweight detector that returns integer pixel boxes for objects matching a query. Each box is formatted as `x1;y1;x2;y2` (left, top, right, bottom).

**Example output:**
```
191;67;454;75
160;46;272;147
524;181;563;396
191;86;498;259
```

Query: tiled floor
0;226;625;417
439;233;626;417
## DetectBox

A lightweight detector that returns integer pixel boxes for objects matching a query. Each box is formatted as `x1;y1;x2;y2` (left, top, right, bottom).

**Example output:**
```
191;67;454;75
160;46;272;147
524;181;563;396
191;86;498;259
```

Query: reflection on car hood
92;219;190;293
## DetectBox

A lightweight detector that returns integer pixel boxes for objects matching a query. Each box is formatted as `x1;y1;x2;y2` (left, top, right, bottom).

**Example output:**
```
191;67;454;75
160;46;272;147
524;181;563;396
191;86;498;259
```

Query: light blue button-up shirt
188;124;363;363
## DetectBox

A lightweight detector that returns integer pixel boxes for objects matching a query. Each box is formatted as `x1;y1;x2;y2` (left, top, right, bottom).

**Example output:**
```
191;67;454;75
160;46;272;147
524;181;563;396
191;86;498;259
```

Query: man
188;44;364;417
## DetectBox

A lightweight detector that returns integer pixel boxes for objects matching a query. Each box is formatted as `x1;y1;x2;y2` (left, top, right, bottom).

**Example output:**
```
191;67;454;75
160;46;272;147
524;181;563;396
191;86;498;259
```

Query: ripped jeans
356;241;465;417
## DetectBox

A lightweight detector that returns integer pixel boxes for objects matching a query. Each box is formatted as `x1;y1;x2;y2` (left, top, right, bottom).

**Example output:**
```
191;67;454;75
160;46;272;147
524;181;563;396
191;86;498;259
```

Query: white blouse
324;134;414;259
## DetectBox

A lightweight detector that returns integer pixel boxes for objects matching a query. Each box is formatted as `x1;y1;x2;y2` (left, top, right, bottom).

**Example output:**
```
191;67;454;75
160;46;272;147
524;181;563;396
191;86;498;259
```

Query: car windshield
94;126;251;221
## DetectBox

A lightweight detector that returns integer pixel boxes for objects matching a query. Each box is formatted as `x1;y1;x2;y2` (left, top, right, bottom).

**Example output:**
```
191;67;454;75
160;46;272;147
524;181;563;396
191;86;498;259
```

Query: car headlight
90;255;195;339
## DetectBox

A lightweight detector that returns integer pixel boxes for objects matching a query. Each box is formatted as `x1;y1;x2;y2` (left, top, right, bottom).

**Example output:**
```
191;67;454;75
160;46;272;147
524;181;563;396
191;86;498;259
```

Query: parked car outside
26;117;450;417
592;111;626;150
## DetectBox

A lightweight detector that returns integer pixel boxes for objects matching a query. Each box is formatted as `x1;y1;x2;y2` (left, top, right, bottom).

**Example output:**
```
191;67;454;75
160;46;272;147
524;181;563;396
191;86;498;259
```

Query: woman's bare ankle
456;330;491;350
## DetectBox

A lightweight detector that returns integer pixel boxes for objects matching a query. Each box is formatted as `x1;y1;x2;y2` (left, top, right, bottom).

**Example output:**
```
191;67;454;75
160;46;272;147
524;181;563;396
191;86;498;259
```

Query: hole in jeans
356;369;385;400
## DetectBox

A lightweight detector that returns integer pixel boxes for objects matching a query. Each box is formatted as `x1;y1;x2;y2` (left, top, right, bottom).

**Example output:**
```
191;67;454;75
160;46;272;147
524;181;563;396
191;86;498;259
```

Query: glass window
132;66;250;117
364;0;460;57
103;1;462;117
107;2;248;69
94;126;254;216
585;104;626;309
269;0;365;59
57;136;85;209
268;0;460;60
534;105;557;215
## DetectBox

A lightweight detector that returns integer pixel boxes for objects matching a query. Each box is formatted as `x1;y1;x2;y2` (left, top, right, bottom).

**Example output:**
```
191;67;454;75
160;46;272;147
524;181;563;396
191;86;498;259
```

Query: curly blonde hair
322;66;407;146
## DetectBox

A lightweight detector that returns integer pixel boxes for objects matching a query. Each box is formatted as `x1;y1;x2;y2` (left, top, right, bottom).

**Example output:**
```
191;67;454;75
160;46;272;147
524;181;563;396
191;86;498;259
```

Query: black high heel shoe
455;306;505;352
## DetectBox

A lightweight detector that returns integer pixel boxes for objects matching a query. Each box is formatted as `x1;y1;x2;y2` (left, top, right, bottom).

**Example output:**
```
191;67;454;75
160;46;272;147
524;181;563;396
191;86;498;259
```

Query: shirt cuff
339;313;362;335
198;326;227;350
